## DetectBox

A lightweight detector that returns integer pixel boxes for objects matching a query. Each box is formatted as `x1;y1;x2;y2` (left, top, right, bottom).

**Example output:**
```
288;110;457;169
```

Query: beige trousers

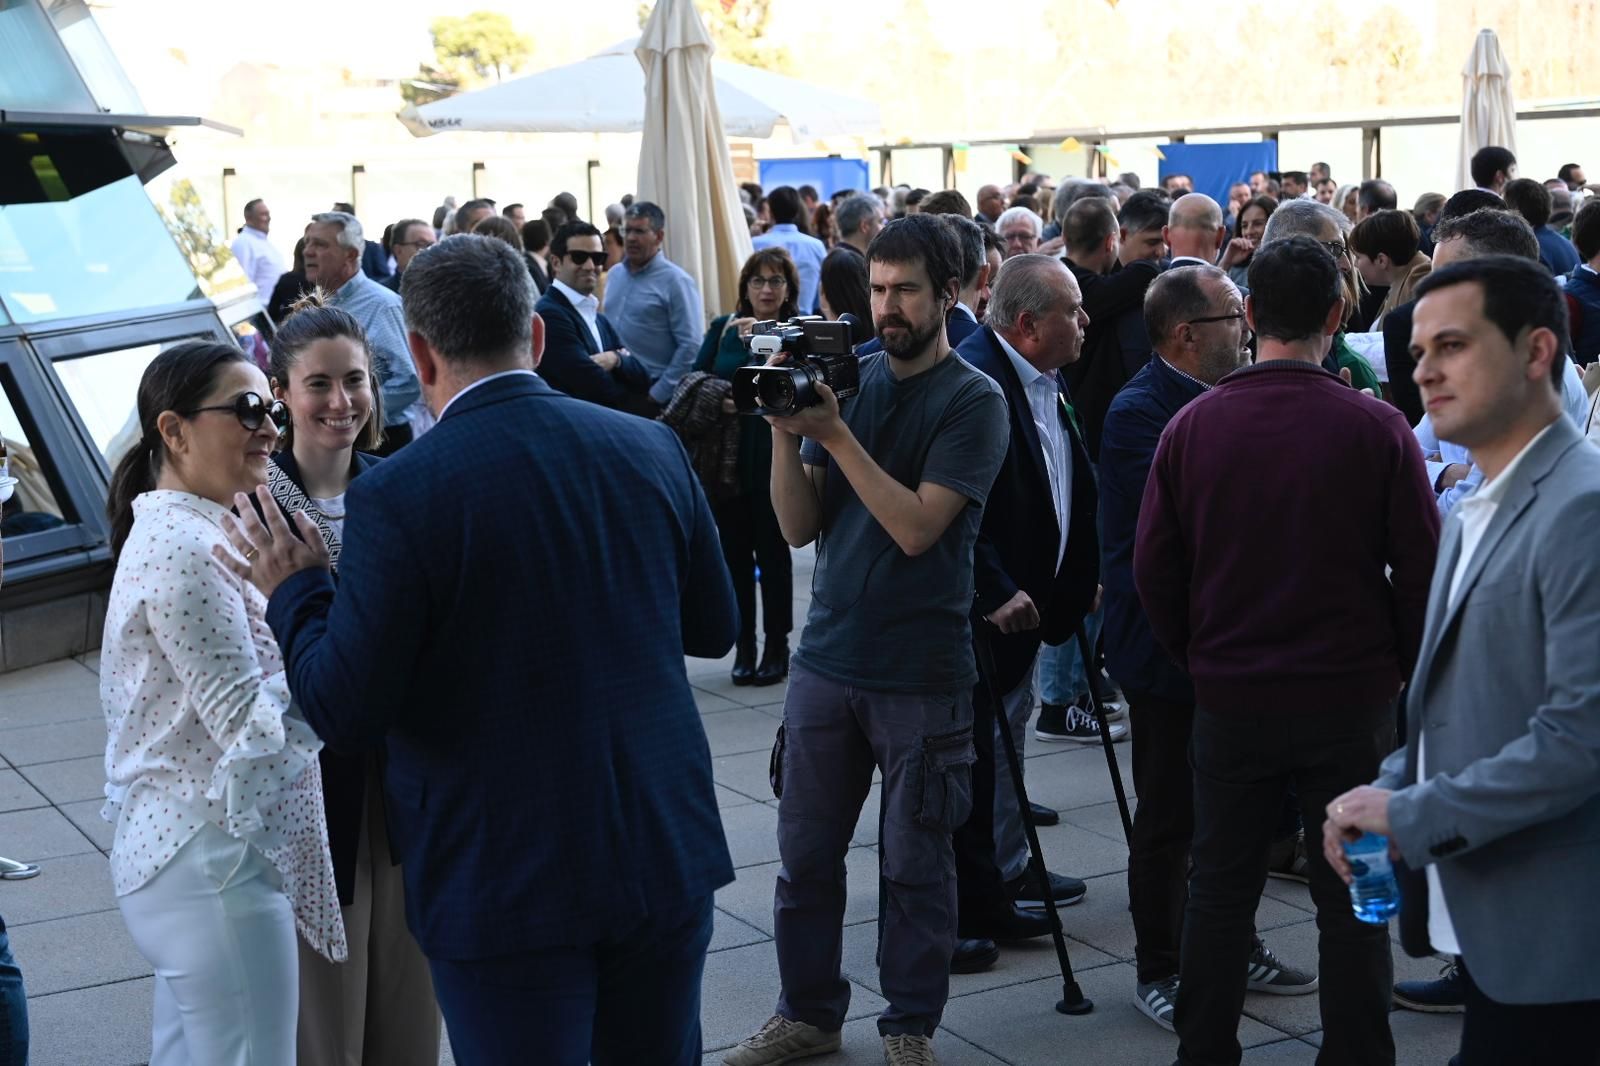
297;765;441;1066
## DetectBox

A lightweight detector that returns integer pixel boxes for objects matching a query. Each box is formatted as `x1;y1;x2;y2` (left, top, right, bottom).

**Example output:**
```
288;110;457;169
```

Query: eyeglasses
560;250;608;267
1183;311;1253;338
748;275;789;289
1003;232;1038;244
1320;240;1351;260
395;239;435;249
182;392;290;433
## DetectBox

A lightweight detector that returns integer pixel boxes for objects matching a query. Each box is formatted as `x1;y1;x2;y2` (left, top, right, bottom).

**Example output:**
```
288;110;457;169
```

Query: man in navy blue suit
952;254;1104;934
535;221;655;415
220;234;739;1066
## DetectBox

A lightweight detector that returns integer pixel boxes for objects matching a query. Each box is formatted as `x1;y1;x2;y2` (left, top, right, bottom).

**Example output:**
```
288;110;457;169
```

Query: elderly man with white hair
302;211;425;449
996;205;1043;259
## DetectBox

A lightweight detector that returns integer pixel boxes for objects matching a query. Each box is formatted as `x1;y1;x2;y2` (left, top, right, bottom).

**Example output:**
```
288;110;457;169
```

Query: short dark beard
878;312;944;360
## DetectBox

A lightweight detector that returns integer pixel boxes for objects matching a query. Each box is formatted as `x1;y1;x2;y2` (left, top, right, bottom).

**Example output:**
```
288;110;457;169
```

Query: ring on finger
244;547;259;562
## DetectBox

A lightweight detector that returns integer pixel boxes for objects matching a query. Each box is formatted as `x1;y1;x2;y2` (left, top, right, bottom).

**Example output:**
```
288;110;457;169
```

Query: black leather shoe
731;634;758;686
1028;801;1060;826
959;903;1052;942
1008;870;1088;907
951;938;999;974
753;637;789;686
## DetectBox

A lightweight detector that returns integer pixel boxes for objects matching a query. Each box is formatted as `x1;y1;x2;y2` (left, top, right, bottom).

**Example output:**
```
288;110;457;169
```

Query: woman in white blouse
101;340;345;1066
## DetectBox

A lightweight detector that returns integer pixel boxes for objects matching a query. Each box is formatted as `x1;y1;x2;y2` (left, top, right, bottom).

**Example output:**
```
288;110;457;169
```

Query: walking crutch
1073;626;1134;844
976;625;1093;1015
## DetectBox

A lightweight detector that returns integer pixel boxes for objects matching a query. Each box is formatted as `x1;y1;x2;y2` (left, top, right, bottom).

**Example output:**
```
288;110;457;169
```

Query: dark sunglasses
561;250;607;267
182;392;290;432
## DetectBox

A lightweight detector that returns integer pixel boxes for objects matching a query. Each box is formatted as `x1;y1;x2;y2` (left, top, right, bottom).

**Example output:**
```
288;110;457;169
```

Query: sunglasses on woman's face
183;392;291;433
562;250;607;267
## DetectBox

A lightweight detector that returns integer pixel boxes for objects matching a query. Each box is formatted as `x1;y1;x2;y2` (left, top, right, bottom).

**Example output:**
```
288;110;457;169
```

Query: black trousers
1175;703;1396;1066
1126;690;1195;984
1125;690;1304;984
952;660;1011;929
710;491;792;640
1458;959;1600;1066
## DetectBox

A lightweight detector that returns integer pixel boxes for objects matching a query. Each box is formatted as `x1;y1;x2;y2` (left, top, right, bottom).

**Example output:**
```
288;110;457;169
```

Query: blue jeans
0;918;27;1065
1037;607;1102;707
430;895;713;1066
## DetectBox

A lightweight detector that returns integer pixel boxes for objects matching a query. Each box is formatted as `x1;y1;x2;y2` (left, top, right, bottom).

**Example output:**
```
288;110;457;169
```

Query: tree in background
636;0;790;72
401;10;533;103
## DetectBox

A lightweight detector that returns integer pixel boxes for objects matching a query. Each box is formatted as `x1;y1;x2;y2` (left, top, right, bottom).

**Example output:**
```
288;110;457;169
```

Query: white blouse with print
100;491;347;962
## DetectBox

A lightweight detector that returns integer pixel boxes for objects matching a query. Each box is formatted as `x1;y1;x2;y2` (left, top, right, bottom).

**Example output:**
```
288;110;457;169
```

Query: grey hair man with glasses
1260;200;1384;394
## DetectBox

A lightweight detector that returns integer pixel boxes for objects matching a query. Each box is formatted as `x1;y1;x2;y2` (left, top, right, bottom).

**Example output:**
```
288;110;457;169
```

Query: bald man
1164;194;1226;267
976;185;1005;226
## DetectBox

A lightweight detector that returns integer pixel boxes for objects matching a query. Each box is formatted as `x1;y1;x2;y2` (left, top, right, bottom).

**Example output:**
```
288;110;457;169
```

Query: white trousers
118;822;299;1066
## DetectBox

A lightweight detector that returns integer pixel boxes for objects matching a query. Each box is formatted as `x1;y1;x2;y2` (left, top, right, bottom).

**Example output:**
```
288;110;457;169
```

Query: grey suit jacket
1375;416;1600;1004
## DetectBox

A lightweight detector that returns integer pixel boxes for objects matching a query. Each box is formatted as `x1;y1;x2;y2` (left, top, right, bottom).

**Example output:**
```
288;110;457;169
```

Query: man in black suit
954;254;1102;924
534;222;654;414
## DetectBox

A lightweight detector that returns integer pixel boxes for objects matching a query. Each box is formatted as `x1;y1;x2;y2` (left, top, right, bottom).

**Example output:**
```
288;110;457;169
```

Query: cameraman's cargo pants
772;662;975;1038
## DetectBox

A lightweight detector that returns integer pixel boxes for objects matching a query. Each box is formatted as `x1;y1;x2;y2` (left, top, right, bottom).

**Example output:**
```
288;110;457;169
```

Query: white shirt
552;278;604;350
439;368;539;420
101;491;345;960
229;225;286;300
995;332;1072;567
1423;420;1557;954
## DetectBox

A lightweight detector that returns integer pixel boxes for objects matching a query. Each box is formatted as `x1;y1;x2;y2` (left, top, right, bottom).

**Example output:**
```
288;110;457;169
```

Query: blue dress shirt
751;223;827;314
603;253;705;405
329;270;422;428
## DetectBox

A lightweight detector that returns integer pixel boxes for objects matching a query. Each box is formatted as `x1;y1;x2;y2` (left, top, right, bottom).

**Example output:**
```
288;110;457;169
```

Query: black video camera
731;315;860;417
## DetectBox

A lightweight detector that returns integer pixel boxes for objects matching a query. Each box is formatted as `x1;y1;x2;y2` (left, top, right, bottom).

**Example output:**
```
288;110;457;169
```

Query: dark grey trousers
773;662;975;1037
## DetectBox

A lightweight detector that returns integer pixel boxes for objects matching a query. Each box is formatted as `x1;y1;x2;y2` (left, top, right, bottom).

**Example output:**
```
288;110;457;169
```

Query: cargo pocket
914;725;976;831
769;723;787;800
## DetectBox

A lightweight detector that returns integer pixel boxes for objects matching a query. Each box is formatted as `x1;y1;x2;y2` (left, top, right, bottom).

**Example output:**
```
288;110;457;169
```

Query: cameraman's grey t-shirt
793;351;1008;693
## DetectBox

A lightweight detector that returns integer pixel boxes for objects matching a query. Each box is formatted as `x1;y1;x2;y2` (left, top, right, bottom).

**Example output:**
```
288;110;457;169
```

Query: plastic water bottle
1343;832;1400;924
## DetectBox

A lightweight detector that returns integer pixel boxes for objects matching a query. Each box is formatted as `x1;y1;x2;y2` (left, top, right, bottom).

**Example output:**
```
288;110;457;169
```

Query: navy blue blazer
534;286;653;408
958;326;1099;695
854;306;980;356
1098;356;1201;704
265;373;739;959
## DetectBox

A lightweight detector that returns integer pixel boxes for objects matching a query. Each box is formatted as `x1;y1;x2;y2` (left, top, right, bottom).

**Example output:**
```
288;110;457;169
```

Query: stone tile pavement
0;548;1462;1064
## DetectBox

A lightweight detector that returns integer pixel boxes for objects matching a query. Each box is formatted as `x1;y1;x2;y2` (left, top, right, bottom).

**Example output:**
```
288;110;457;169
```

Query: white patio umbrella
397;37;881;140
1456;28;1517;191
634;0;753;321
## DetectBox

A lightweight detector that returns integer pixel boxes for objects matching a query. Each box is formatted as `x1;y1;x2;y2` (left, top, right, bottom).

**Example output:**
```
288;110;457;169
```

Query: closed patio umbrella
1456;28;1517;191
634;0;753;322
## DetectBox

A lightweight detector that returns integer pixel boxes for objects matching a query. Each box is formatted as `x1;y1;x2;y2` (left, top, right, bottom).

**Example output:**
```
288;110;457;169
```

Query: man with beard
1101;266;1316;1033
725;215;1008;1066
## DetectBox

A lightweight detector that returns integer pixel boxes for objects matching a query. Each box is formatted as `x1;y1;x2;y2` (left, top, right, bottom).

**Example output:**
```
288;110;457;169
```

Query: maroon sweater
1133;359;1440;714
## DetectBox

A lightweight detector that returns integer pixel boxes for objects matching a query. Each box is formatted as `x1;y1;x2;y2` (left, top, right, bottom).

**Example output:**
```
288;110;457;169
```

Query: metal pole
1073;627;1133;843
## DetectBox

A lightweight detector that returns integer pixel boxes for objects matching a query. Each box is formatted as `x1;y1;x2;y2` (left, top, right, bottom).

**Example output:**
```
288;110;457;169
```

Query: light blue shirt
329;270;422;428
1414;358;1588;515
751;223;827;315
603;253;705;405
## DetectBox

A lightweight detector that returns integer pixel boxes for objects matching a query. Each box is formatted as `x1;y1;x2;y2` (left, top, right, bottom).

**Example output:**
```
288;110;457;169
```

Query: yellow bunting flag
1058;136;1082;153
1153;146;1167;161
1011;149;1033;165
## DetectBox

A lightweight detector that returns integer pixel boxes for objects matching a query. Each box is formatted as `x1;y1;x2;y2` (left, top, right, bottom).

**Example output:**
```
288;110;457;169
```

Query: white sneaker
883;1033;938;1065
723;1014;842;1065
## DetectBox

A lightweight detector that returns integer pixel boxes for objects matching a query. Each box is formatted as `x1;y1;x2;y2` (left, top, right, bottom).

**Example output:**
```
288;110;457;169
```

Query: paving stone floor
0;548;1462;1064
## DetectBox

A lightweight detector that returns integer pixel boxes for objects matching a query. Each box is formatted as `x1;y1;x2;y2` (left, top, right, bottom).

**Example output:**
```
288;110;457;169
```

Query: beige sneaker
882;1034;938;1065
722;1014;842;1065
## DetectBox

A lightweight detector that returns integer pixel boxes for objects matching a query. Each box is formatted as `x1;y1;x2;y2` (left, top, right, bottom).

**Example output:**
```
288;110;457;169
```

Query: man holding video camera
724;215;1009;1066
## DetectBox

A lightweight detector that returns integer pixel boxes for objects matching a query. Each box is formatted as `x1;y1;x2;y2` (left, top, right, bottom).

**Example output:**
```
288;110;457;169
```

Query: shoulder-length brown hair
735;248;800;319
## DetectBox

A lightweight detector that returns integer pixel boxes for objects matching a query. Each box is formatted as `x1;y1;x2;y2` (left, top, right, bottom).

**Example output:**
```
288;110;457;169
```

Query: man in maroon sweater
1135;236;1440;1066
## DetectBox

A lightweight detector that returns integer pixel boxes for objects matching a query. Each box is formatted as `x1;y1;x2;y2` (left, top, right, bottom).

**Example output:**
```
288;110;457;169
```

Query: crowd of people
68;142;1600;1066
